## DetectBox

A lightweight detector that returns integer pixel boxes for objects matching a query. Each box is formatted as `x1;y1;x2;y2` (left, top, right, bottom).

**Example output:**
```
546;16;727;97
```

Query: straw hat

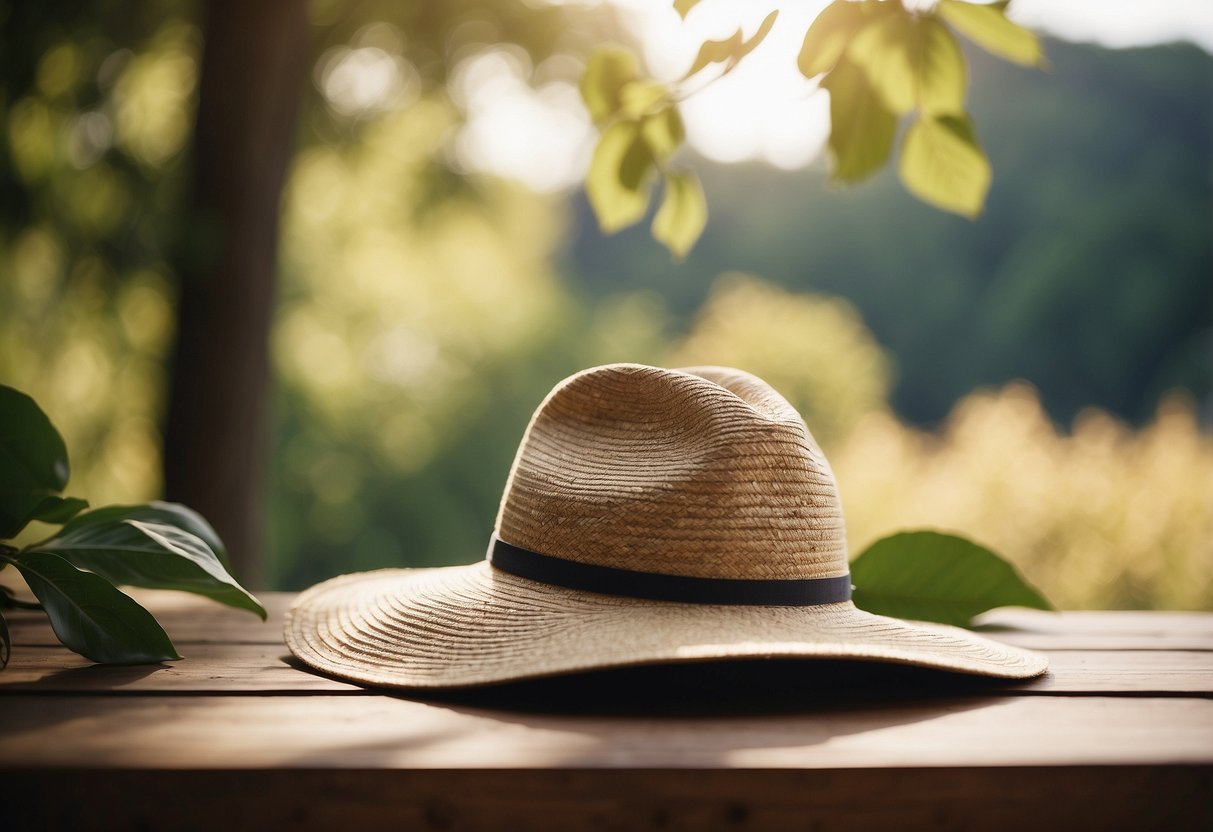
285;364;1047;688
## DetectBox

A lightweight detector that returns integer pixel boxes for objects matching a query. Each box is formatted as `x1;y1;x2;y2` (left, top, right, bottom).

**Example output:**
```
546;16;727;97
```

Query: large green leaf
652;170;707;261
821;57;896;183
937;0;1044;67
851;530;1052;627
34;517;265;619
849;14;966;116
28;495;89;525
4;549;179;664
53;501;230;568
580;47;637;125
899;113;991;218
586;120;654;233
0;385;71;538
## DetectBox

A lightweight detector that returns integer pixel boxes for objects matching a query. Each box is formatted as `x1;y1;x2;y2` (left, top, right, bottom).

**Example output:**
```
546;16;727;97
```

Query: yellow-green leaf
586;120;654;233
798;0;898;78
849;14;966;115
619;79;668;119
652;171;707;261
580;47;638;125
738;10;779;61
899;113;991;218
686;29;742;78
641;106;685;160
937;0;1044;67
821;57;896;183
674;0;699;21
685;10;777;78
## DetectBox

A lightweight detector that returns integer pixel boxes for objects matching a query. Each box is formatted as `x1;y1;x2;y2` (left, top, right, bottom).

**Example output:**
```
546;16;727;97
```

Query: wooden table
1;591;1210;831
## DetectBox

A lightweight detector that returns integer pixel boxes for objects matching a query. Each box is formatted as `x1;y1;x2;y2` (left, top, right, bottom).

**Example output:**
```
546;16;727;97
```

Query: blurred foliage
581;0;1045;256
0;1;1209;610
833;387;1213;610
566;38;1212;429
667;273;890;447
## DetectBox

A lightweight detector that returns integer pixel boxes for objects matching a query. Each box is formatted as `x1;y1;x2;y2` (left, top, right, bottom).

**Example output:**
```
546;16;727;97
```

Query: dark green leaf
0;609;9;669
899;112;991;217
29;495;89;525
937;0;1044;67
34;518;265;619
0;385;71;538
586;120;654;233
798;0;897;78
820;57;896;183
851;530;1053;627
4;549;179;664
652;171;707;261
1;584;43;610
57;501;230;570
580;47;638;125
674;0;699;21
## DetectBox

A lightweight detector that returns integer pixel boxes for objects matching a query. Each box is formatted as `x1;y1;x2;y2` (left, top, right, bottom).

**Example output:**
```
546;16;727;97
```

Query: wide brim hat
286;364;1047;689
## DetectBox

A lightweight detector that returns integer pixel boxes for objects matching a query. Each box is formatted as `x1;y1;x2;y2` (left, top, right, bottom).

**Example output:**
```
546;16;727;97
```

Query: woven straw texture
286;364;1048;688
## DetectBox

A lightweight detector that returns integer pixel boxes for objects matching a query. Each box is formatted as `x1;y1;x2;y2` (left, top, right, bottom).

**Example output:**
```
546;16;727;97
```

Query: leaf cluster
802;0;1042;217
581;0;1043;258
0;385;264;670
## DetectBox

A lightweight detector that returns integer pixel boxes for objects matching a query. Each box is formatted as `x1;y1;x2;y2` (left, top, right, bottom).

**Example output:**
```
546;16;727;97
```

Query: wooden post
163;0;310;587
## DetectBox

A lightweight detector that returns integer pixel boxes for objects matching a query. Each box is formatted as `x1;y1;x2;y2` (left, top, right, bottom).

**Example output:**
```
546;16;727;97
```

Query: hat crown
496;364;847;581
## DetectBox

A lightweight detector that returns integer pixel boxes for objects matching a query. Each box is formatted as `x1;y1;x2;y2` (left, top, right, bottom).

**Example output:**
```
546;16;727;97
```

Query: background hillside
563;39;1212;427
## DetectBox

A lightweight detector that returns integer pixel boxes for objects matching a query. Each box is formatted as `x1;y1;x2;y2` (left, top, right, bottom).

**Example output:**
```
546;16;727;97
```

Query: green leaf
737;10;779;62
641;106;685;160
685;29;742;78
28;495;89;525
618;79;669;120
674;0;699;21
0;609;9;669
937;0;1044;67
0;385;71;538
4;549;179;664
652;170;707;261
580;47;638;125
851;530;1052;627
798;0;892;78
0;584;42;610
57;501;230;569
685;10;777;78
34;517;265;619
586;120;654;233
849;14;966;115
820;57;896;183
899;113;991;217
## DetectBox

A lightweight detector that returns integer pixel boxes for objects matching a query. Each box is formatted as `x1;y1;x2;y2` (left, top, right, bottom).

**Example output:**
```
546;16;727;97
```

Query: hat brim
284;562;1048;689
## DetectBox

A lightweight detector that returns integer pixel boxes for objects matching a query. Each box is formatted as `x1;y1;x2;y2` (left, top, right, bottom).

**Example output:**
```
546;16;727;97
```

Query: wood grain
6;767;1211;832
2;644;1211;695
2;694;1210;769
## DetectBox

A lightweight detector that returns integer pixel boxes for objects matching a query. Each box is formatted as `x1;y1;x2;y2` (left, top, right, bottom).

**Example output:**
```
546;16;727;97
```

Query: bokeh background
1;0;1210;609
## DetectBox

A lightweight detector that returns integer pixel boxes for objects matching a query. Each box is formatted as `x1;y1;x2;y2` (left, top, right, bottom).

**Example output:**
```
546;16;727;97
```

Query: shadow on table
415;659;1033;716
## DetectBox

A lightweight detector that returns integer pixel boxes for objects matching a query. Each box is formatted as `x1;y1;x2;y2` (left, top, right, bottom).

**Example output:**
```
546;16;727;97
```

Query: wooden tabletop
2;591;1210;831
